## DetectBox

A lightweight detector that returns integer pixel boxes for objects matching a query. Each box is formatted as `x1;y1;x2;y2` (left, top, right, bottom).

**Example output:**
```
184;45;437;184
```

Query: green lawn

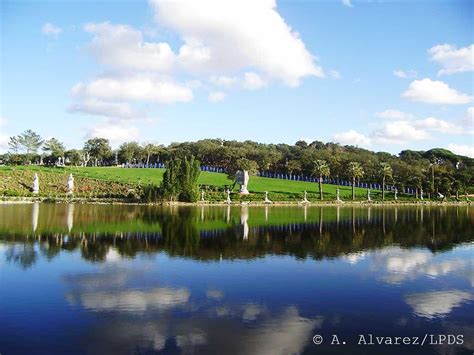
0;165;400;200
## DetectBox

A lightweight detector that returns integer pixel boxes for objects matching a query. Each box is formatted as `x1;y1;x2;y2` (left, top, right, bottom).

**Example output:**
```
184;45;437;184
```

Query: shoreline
0;196;471;206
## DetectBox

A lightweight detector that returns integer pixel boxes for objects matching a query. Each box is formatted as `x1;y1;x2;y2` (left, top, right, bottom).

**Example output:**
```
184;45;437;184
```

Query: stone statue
302;190;309;204
67;174;74;194
336;188;342;202
367;188;371;202
420;188;424;200
264;191;272;204
394;189;398;200
225;189;231;204
32;173;39;194
201;190;205;202
235;170;250;195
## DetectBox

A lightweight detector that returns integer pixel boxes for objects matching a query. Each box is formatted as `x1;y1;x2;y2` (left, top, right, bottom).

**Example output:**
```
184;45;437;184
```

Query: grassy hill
0;165;408;201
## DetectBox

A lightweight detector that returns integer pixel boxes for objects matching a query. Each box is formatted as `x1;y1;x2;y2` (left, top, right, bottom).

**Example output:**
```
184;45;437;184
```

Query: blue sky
1;0;473;156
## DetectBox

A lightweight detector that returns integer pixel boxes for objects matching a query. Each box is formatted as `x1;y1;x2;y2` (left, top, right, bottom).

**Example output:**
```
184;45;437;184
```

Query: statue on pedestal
394;189;398;200
336;188;342;202
201;190;205;202
301;191;309;204
225;189;231;204
235;170;250;195
32;174;39;194
264;191;272;204
367;188;371;202
67;174;74;194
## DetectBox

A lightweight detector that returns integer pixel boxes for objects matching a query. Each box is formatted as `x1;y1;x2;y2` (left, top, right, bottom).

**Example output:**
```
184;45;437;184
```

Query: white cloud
393;69;417;79
405;290;472;319
150;0;323;86
84;22;176;72
332;129;371;146
72;76;193;104
69;99;146;120
429;44;474;76
210;75;238;87
375;109;416;120
84;119;140;143
329;69;341;79
342;0;353;8
414;117;465;135
208;91;227;102
371;120;430;144
447;144;474;158
42;22;62;37
402;78;472;104
243;72;267;90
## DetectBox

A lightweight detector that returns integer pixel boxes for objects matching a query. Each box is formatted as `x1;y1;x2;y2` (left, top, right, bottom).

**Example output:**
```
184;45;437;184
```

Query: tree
118;141;141;164
312;160;330;200
143;143;161;165
347;162;364;200
43;138;65;164
287;159;302;175
84;138;112;166
380;162;393;201
160;156;201;202
65;149;82;166
11;130;44;155
8;136;21;153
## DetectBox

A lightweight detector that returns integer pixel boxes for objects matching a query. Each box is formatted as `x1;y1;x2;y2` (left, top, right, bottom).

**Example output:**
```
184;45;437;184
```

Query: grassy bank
0;165;429;202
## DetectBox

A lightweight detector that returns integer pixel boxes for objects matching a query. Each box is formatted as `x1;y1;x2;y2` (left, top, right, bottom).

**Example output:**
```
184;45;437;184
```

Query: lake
0;204;472;354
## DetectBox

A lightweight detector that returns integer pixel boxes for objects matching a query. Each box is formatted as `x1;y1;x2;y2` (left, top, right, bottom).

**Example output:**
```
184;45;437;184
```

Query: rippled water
0;204;472;354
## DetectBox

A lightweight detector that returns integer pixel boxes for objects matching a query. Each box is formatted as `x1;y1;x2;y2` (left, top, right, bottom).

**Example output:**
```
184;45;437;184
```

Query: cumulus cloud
69;99;146;120
393;69;417;79
84;119;140;143
208;91;227;102
429;44;474;76
210;75;238;87
402;78;472;104
150;0;323;86
405;290;472;319
332;129;371;146
84;22;176;72
447;144;474;158
42;22;62;37
371;120;430;144
72;76;193;104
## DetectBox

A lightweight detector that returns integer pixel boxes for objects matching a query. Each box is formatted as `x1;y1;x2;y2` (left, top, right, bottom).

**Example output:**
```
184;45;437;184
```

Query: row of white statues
32;173;74;195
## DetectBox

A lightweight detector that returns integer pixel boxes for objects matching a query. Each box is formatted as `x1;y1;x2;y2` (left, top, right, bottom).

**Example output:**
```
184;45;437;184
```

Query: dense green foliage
160;157;201;202
1;130;473;198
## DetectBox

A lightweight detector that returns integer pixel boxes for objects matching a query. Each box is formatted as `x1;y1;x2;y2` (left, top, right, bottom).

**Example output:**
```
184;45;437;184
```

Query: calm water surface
0;204;472;354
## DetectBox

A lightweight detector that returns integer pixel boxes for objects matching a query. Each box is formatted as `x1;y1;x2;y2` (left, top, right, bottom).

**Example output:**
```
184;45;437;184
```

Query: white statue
420;188;424;200
336;188;342;202
225;189;231;204
394;189;398;200
236;170;250;195
264;191;272;204
367;188;371;201
301;190;309;204
32;173;39;194
201;190;205;202
67;174;74;194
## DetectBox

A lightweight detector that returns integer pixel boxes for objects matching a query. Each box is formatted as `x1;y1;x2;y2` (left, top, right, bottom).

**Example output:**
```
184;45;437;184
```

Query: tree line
3;130;473;199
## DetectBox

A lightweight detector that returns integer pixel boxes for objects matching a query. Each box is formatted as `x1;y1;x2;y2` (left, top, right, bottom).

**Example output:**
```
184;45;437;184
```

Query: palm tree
313;160;330;200
347;162;364;200
380;162;393;201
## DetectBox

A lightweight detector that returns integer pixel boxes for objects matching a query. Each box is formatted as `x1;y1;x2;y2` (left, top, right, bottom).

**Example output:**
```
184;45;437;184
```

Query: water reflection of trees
1;206;472;267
